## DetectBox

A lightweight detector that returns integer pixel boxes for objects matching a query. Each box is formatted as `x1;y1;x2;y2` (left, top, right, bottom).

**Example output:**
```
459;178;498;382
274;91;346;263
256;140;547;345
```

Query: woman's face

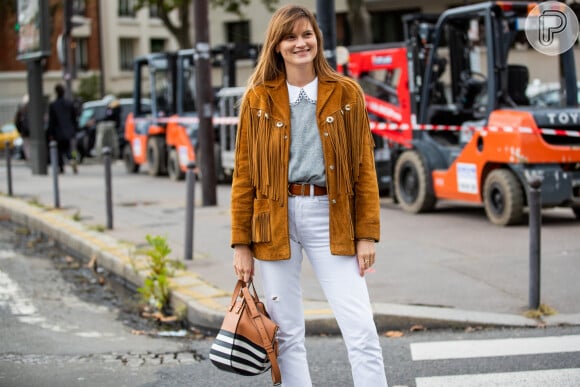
276;18;317;69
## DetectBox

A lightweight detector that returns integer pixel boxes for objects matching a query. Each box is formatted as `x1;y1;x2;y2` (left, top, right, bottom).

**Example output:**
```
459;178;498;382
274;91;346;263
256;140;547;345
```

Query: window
75;38;89;71
119;38;135;71
73;0;86;16
370;9;419;43
336;13;351;46
119;0;136;17
149;4;160;18
225;21;250;45
150;39;165;53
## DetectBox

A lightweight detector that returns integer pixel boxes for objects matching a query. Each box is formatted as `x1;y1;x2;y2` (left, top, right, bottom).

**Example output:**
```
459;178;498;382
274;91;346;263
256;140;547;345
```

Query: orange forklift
123;51;181;178
340;1;580;225
123;44;258;181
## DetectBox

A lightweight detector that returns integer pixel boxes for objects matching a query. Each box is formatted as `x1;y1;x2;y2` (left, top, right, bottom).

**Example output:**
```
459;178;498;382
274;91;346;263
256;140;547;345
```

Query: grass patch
524;303;558;319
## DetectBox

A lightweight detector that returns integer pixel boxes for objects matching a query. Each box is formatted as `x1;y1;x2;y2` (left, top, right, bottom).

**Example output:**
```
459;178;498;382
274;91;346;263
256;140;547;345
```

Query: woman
231;5;388;386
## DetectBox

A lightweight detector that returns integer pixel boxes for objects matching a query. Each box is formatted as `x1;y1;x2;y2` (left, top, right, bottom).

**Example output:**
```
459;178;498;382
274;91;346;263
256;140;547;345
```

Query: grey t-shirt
288;88;326;186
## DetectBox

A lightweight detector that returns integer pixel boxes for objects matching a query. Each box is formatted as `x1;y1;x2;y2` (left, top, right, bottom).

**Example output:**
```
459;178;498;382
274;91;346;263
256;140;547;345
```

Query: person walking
47;84;78;173
230;5;388;387
95;98;121;159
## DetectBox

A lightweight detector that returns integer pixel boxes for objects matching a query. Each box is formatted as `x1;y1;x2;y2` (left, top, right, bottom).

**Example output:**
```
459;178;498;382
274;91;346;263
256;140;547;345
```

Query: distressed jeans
256;194;388;387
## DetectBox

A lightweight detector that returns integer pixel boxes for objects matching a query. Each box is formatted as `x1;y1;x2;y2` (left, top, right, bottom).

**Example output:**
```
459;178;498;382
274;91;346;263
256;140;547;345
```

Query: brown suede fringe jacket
230;73;380;260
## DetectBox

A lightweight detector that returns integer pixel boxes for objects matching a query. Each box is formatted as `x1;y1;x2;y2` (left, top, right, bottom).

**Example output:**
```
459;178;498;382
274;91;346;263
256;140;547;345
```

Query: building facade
0;0;179;124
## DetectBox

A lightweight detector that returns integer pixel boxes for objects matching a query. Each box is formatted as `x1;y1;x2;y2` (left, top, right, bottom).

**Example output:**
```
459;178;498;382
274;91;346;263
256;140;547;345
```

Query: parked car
527;81;580;108
0;122;24;158
76;97;151;160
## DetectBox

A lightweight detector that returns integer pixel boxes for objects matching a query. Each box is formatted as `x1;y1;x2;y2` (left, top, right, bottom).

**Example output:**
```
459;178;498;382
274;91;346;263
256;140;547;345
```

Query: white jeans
257;194;388;387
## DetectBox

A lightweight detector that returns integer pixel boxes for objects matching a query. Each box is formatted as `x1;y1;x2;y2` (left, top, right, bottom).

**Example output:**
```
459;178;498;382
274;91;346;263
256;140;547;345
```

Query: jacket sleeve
352;88;381;242
230;100;256;247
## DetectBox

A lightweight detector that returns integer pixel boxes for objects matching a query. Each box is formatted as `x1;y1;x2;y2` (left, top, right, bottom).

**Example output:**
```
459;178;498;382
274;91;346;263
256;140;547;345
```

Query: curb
2;194;576;333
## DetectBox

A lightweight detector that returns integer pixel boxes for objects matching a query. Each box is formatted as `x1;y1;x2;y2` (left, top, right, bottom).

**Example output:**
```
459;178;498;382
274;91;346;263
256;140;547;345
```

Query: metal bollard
184;162;196;260
5;141;12;196
528;174;543;310
103;147;113;230
49;141;60;208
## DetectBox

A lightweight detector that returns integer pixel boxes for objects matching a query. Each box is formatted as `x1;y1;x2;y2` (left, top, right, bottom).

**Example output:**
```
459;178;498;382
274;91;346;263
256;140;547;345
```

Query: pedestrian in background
95;98;121;158
14;94;30;160
47;84;78;173
230;5;388;387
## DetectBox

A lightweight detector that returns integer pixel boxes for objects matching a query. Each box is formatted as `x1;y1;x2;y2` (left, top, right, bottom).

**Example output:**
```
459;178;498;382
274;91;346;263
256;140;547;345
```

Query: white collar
287;77;318;103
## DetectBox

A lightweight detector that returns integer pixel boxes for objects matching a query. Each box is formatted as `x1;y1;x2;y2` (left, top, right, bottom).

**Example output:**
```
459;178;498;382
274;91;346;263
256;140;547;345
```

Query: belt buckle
288;183;308;196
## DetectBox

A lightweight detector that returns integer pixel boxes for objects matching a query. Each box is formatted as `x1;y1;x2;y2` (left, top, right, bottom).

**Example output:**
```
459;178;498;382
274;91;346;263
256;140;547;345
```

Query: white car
527;81;580;107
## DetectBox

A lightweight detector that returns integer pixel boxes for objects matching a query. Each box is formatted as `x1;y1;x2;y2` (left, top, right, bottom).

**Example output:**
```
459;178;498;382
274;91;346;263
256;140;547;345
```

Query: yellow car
0;123;23;151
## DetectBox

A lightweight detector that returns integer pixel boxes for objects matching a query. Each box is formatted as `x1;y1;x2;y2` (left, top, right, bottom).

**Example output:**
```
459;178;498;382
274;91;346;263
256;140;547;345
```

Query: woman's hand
356;239;376;277
233;244;254;282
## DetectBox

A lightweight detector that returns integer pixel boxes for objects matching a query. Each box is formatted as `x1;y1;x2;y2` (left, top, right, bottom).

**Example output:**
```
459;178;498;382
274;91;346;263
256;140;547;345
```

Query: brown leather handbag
209;280;281;385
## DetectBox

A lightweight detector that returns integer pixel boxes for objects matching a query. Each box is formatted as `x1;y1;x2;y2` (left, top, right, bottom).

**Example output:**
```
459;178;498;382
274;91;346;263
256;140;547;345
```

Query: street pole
17;0;49;175
316;0;337;69
184;162;196;261
27;60;48;175
96;0;106;98
193;0;217;206
528;175;542;310
63;0;74;100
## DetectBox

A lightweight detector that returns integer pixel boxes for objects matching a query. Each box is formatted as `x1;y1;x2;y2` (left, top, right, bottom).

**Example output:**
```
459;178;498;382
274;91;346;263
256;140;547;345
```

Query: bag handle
228;280;246;311
242;286;281;386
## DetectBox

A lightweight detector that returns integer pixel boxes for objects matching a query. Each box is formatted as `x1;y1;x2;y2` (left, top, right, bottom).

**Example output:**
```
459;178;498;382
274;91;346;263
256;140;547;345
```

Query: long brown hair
245;4;340;89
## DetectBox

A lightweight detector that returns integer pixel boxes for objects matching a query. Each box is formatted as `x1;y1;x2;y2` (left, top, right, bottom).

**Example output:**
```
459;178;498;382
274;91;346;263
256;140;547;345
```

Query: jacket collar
264;73;340;120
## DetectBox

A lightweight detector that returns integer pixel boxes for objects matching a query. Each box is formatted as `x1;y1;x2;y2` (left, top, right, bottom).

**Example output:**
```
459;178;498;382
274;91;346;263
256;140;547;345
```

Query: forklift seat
507;64;530;106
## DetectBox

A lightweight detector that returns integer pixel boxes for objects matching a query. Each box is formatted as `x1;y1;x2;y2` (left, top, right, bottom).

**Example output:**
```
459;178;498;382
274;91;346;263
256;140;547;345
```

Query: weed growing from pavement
136;235;185;317
27;197;44;208
524;304;558;319
88;224;106;232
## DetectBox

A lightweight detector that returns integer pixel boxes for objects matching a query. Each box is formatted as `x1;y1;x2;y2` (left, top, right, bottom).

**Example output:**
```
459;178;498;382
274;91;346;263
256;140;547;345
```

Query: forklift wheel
147;137;167;176
483;169;524;226
168;149;185;181
123;145;139;174
394;151;436;213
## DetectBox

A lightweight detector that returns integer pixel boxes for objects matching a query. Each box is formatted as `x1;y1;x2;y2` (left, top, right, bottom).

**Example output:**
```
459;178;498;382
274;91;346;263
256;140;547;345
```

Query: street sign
16;0;50;61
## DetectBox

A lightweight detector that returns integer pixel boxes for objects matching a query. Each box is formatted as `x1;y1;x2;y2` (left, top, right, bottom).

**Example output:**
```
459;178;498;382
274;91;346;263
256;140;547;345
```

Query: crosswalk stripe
411;335;580;361
415;368;580;387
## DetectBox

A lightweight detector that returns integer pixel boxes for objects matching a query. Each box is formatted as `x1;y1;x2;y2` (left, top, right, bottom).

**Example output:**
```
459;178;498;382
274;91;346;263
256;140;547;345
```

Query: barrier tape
133;117;579;138
369;121;580;138
133;116;239;125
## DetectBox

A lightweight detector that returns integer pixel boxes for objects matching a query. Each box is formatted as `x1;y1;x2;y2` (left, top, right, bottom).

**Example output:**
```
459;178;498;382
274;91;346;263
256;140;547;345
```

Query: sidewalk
1;158;579;333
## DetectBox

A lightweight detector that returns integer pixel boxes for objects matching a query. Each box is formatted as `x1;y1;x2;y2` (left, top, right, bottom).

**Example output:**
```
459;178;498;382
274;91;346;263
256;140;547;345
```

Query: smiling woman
276;18;318;78
229;4;388;387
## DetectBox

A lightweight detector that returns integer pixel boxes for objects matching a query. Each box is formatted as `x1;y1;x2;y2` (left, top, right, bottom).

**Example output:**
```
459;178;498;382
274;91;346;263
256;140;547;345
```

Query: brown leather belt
288;183;327;196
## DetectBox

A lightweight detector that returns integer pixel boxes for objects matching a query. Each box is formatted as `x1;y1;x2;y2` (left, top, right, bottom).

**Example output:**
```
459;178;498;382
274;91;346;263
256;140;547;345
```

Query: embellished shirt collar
287;77;318;104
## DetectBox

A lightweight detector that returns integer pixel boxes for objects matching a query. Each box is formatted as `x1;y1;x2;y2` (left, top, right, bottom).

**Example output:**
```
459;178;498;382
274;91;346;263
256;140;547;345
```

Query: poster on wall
16;0;50;60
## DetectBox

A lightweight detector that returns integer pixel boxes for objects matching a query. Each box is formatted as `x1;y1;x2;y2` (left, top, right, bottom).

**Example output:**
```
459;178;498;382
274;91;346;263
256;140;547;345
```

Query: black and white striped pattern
209;329;271;376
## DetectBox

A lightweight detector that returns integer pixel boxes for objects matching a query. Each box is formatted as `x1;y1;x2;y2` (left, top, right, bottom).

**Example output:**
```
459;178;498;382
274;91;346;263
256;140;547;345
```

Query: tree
347;0;372;45
134;0;278;49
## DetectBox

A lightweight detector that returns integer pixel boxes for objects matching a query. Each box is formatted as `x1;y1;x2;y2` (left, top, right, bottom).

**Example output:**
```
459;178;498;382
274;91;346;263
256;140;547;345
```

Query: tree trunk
347;0;372;45
157;3;192;49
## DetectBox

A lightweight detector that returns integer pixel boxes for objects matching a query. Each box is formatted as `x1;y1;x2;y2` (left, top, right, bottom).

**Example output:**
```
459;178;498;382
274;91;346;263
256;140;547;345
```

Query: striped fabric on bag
209;329;272;375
